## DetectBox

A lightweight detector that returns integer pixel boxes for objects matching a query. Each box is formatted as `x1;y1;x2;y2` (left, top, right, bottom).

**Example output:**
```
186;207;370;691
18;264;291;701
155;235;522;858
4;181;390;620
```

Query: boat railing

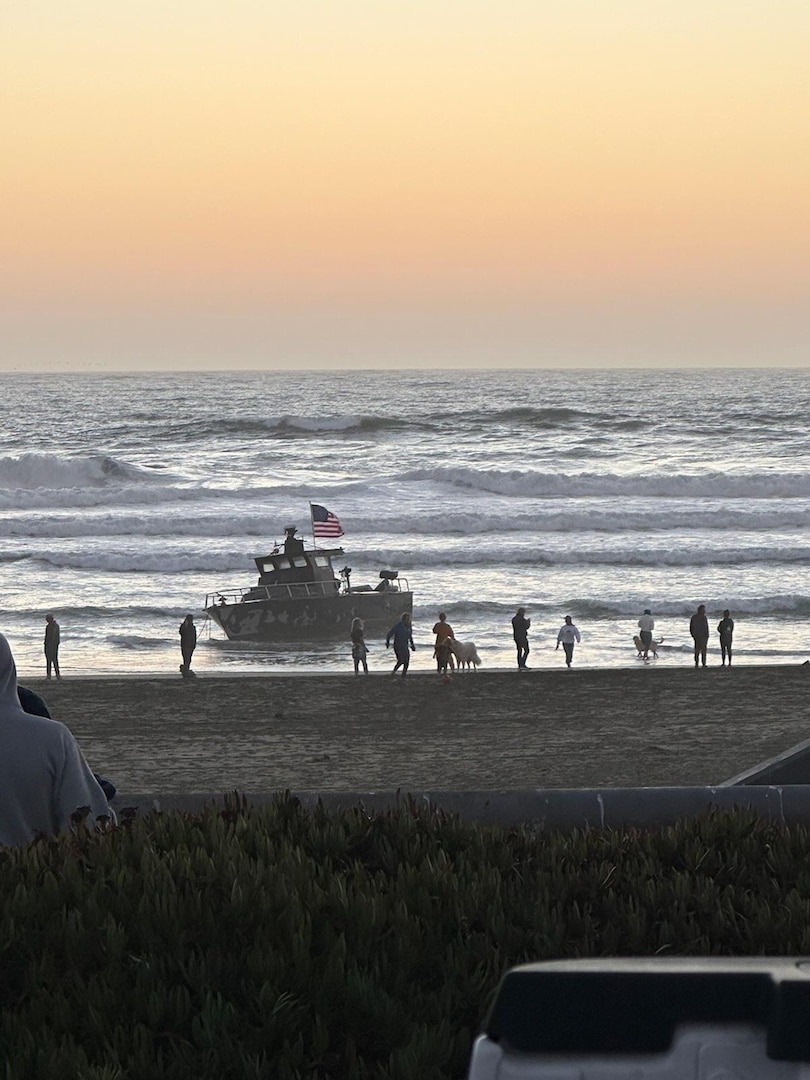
206;576;410;608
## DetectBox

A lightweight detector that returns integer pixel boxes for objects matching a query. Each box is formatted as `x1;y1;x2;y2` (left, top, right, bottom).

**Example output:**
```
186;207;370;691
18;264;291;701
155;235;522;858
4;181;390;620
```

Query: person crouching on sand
350;617;369;675
556;615;581;668
386;612;415;676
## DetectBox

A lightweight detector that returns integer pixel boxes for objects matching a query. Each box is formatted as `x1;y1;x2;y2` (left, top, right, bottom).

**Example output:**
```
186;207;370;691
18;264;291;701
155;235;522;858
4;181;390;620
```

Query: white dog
633;635;664;659
448;639;481;671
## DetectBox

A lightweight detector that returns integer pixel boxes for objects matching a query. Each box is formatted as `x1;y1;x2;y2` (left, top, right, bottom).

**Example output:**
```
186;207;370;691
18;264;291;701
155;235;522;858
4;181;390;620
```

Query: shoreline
24;665;810;796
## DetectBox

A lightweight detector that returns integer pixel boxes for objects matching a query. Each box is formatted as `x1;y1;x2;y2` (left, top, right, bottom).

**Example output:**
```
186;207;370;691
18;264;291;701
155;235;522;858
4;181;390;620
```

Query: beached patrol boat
203;522;412;641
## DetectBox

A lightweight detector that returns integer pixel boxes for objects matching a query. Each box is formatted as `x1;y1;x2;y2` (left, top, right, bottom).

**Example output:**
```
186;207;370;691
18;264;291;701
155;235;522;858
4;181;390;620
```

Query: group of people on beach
511;609;582;670
350;612;418;677
637;606;734;666
687;606;735;668
348;609;586;676
348;603;737;675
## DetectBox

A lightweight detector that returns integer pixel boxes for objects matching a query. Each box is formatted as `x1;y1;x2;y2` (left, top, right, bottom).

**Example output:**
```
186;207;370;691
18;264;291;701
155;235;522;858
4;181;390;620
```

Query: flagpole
309;502;317;549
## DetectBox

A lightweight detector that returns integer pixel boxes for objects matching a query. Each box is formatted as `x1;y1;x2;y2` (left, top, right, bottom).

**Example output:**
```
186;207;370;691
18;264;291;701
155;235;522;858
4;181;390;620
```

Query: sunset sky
2;1;808;371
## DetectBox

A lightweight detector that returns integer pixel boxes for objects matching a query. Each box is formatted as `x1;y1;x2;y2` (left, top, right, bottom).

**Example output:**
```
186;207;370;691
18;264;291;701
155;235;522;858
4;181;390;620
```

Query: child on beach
350;617;369;675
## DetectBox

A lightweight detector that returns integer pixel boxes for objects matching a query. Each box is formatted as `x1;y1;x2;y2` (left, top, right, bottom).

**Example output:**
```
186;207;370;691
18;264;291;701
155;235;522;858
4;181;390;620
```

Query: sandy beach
21;664;810;796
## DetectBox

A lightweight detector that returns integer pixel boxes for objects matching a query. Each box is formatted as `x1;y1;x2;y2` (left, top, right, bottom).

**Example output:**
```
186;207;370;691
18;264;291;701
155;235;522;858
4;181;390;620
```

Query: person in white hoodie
0;632;111;848
638;608;655;659
556;615;582;668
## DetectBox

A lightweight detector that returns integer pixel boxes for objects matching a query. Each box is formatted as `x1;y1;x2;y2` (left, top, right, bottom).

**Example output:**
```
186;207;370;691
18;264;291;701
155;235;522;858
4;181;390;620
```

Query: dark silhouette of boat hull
206;589;413;641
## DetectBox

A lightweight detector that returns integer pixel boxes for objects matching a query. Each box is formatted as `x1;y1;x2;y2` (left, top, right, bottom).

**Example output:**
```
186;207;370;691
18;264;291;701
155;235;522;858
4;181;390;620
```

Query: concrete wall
114;786;810;829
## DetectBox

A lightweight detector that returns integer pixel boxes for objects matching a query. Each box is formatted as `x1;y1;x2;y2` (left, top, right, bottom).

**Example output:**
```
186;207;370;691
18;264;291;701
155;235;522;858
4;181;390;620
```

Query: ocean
1;367;809;676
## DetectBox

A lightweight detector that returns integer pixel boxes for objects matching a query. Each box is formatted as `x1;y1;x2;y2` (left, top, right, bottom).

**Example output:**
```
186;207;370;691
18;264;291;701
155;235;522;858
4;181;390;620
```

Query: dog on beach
448;639;481;671
633;635;664;659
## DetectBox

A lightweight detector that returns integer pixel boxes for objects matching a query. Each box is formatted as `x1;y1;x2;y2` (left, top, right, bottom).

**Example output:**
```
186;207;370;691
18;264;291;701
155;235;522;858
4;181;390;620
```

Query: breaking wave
399;466;810;500
0;453;166;491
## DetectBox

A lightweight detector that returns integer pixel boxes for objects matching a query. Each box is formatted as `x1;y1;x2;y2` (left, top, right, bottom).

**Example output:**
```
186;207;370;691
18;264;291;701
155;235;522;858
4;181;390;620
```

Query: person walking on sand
350;617;369;675
44;614;60;680
512;607;531;670
556;615;581;668
179;614;197;677
717;609;734;667
638;608;655;659
386;612;415;676
689;604;710;668
432;612;456;672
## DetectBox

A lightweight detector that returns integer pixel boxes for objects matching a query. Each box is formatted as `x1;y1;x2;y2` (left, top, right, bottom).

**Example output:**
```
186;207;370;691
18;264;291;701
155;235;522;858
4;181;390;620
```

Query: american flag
311;503;344;539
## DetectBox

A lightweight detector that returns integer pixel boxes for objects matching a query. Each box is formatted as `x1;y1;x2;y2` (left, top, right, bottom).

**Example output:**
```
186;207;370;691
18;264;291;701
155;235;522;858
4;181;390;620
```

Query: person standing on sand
512;607;531;670
432;612;455;672
350;617;369;675
689;604;710;668
556;615;581;668
386;612;415;676
179;614;197;677
44;614;60;680
717;609;734;667
638;608;655;659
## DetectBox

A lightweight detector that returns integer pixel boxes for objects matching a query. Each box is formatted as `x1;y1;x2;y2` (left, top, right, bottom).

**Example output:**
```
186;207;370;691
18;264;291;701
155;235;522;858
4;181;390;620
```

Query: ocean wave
7;502;810;540
399;466;810;500
6;532;810;575
15;604;190;620
541;595;810;620
104;634;173;650
360;544;810;569
414;594;810;621
175;414;413;440
0;452;167;492
24;551;251;574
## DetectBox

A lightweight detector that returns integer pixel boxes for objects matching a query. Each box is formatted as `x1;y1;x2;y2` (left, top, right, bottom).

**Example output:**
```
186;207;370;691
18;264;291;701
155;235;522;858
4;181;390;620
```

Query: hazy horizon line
0;363;807;377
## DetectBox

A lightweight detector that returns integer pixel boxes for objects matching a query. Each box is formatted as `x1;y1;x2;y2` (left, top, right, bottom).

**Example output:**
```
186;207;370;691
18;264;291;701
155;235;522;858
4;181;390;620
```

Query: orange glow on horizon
2;2;809;367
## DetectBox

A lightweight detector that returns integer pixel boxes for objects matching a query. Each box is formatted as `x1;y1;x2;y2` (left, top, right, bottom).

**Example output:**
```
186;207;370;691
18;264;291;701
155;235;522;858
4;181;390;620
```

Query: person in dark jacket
44;614;61;679
689;604;710;668
511;607;531;670
385;612;415;676
179;614;197;677
717;610;734;667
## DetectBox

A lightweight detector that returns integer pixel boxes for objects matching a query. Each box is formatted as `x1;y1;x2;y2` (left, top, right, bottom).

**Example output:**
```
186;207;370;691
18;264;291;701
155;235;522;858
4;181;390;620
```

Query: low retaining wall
724;737;810;786
114;786;810;829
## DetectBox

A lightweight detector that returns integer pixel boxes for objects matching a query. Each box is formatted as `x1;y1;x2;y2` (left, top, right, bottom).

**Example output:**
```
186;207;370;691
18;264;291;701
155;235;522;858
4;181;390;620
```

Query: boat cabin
248;526;341;588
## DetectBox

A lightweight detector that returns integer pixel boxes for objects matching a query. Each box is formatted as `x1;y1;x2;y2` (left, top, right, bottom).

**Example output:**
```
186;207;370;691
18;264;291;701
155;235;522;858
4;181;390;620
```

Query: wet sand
24;665;810;795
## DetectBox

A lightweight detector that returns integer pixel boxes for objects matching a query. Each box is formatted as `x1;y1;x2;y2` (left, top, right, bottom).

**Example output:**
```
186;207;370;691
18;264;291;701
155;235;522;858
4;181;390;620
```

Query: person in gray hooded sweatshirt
0;632;111;847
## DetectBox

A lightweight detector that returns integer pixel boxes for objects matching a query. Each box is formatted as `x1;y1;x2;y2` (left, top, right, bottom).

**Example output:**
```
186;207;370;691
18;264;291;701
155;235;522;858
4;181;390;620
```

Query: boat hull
205;590;413;641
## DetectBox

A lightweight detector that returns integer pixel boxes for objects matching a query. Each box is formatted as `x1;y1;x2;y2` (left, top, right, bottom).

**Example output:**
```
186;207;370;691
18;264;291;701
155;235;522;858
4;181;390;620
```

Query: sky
2;1;809;371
